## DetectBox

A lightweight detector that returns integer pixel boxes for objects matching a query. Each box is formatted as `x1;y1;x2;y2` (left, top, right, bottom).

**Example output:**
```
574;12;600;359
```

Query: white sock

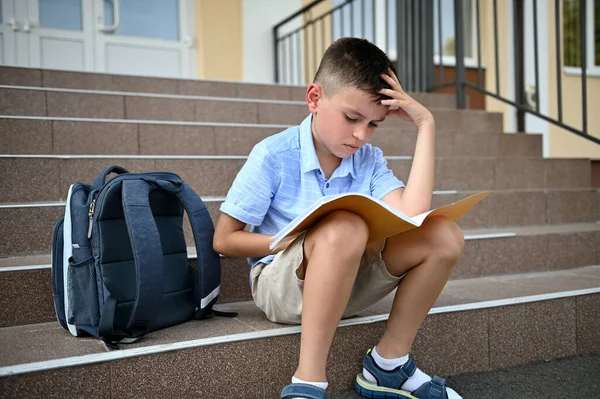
363;346;462;398
363;346;428;390
371;346;409;369
290;376;328;399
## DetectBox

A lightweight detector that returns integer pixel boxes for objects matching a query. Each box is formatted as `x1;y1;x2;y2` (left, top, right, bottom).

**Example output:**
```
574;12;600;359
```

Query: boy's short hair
313;37;396;101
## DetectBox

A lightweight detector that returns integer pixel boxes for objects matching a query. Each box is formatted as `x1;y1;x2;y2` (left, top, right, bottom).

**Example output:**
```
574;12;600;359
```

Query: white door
23;0;95;71
0;0;18;65
94;0;195;78
0;0;196;78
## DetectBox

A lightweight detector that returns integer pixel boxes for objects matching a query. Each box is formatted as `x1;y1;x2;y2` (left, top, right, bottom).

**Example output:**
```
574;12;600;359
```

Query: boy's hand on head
379;68;435;129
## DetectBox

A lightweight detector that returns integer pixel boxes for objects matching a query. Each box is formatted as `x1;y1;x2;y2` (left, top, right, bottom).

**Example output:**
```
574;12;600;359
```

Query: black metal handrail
273;0;598;145
273;0;435;90
437;0;598;144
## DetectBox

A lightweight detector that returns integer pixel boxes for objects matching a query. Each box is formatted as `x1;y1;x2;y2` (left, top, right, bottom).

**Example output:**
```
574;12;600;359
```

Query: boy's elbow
212;234;227;255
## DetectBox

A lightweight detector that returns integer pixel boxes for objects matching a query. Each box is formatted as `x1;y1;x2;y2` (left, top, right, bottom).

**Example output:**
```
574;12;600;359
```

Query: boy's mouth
344;144;359;151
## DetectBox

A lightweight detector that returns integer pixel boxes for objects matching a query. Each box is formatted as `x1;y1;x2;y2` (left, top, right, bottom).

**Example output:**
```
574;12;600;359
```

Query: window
105;0;180;41
563;0;599;71
40;0;82;31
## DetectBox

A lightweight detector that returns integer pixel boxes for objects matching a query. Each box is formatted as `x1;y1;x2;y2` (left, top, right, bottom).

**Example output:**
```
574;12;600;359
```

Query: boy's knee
424;216;464;261
310;210;369;249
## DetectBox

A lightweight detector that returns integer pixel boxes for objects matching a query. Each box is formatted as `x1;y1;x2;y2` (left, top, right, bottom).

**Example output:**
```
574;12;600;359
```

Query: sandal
354;349;450;398
281;383;327;399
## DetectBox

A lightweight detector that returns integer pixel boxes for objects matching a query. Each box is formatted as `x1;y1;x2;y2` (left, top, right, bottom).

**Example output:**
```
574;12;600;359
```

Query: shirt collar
299;114;357;179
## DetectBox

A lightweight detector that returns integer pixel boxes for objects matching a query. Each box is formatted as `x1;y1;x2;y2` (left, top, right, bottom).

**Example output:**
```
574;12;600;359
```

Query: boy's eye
345;115;358;122
369;122;379;128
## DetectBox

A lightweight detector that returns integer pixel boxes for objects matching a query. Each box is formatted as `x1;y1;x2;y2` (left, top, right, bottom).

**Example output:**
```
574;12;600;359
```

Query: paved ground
332;354;600;398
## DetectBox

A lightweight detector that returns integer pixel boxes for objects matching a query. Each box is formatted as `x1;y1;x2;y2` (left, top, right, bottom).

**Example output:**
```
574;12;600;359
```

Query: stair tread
461;221;600;236
0;114;512;130
1;265;598;369
1;186;596;207
1;222;599;269
0;83;452;103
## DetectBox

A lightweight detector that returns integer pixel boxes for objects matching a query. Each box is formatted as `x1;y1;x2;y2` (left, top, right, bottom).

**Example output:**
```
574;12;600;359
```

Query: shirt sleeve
370;146;405;199
219;143;280;226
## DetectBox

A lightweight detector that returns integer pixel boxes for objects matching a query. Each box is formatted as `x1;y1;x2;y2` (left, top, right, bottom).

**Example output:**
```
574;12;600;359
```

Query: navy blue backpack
51;166;232;347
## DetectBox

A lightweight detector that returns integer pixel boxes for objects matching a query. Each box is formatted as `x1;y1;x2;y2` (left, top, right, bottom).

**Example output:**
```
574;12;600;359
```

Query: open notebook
269;191;492;250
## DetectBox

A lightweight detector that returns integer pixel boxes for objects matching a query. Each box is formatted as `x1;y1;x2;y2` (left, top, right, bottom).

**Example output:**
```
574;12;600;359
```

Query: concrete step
1;222;599;327
0;86;502;130
0;116;542;158
1;188;598;257
0;155;591;203
0;66;457;106
1;266;598;397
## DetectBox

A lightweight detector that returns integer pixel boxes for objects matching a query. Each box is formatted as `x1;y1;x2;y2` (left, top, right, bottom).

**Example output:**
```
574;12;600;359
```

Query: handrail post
273;26;279;83
513;0;525;131
454;0;466;108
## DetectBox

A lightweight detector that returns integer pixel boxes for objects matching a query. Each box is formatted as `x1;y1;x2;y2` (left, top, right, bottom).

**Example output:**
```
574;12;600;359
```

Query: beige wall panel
195;0;243;80
479;0;512;132
546;1;600;158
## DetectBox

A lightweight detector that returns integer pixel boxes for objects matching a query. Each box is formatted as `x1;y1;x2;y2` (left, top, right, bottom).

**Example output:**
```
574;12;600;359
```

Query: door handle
98;0;120;33
7;17;19;32
182;36;196;48
22;20;35;33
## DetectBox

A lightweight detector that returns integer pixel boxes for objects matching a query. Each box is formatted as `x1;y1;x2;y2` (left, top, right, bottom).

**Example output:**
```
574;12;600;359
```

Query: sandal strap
281;383;327;399
362;351;417;389
411;375;448;399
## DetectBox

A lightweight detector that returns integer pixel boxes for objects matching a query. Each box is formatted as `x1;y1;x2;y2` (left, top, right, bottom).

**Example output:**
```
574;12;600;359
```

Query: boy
213;38;463;399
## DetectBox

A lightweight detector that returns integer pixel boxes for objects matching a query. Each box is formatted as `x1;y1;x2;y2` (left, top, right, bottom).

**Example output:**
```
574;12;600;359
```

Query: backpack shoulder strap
175;182;221;318
119;179;164;336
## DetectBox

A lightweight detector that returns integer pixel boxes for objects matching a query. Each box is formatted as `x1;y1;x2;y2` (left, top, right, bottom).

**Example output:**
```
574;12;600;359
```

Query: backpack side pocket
67;257;100;326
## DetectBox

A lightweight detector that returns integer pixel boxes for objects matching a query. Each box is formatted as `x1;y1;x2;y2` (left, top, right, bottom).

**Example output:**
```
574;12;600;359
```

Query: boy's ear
306;83;323;114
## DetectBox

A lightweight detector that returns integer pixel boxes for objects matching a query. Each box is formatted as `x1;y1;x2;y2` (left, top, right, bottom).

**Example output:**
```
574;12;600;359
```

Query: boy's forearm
216;230;279;258
400;121;435;214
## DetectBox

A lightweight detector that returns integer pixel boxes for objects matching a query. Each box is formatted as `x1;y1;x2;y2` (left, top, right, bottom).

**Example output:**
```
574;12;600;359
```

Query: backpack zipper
87;198;97;239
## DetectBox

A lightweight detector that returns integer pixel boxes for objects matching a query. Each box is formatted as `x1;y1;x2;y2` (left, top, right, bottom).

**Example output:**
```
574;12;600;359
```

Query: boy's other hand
379;67;434;129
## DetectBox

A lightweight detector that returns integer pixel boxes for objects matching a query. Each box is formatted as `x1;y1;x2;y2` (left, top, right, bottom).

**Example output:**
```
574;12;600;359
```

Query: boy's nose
353;128;369;141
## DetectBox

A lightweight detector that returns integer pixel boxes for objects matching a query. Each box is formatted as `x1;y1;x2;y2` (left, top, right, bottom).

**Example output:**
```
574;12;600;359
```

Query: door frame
0;0;18;66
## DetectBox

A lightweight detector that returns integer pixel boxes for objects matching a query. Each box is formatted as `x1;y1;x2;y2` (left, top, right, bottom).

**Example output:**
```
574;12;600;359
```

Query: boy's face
307;83;389;160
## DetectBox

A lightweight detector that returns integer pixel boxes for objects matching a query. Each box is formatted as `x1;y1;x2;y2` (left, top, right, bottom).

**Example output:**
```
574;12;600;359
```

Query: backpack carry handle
142;176;184;193
92;166;130;190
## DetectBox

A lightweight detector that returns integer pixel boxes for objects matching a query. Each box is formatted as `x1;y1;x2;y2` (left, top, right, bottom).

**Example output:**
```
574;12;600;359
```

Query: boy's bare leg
294;210;369;382
376;215;464;358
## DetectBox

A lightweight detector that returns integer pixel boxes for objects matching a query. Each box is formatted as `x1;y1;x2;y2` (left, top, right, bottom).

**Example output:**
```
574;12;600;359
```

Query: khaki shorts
250;231;403;324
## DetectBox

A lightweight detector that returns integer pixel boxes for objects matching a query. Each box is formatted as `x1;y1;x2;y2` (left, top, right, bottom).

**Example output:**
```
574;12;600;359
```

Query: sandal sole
354;373;419;399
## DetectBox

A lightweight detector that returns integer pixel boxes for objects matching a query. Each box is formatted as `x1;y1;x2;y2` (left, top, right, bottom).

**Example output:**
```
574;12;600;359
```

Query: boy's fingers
380;73;398;86
387;67;400;84
381;99;409;108
378;87;407;100
380;73;405;93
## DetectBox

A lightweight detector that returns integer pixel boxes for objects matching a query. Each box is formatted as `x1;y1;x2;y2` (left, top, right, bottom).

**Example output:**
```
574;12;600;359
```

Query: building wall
242;0;302;83
195;0;243;80
546;1;600;159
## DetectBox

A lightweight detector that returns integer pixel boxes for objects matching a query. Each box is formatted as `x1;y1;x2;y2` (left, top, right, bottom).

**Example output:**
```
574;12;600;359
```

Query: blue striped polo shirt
220;114;405;267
